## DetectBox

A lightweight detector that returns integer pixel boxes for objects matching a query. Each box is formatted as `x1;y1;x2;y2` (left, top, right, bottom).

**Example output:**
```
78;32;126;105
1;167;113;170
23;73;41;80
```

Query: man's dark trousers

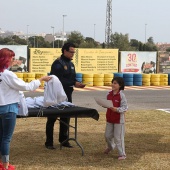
45;88;73;146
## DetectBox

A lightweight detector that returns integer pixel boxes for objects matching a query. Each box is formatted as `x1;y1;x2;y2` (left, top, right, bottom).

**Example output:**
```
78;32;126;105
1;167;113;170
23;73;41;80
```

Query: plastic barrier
76;73;83;82
82;74;93;86
159;74;168;86
142;74;151;86
113;73;123;77
150;74;160;86
93;74;104;86
123;73;133;86
133;73;142;86
104;74;113;86
14;72;23;78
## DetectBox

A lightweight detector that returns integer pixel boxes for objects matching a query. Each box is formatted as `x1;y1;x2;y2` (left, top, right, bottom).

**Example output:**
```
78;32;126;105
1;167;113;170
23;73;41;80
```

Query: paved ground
24;86;170;112
35;86;170;92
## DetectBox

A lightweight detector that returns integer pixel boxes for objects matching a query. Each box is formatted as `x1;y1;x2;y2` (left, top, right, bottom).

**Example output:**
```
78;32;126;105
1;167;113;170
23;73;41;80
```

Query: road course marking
24;85;170;93
157;109;170;113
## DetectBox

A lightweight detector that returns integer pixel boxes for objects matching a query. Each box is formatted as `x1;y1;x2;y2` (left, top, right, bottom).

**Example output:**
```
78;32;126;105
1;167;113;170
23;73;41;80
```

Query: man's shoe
62;142;73;148
45;145;56;150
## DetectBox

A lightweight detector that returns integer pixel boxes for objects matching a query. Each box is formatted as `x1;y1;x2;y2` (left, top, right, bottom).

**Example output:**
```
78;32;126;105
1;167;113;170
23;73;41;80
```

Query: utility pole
62;15;67;46
27;25;29;45
105;0;112;48
51;26;55;48
145;24;147;43
94;24;96;41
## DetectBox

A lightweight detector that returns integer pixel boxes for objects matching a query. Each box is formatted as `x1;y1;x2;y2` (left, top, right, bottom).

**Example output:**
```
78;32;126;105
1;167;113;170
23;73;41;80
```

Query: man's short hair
61;42;75;53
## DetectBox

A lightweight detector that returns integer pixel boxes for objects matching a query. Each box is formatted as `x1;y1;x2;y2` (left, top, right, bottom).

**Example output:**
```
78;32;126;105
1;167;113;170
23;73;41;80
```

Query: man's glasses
67;51;75;54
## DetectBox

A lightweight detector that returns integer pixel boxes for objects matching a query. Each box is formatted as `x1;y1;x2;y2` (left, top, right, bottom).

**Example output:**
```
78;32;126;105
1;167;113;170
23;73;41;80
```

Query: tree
166;47;170;52
138;42;144;51
28;36;51;48
130;39;139;50
79;37;102;48
53;40;63;48
12;35;27;45
66;31;84;47
147;37;154;44
109;32;133;51
144;37;158;51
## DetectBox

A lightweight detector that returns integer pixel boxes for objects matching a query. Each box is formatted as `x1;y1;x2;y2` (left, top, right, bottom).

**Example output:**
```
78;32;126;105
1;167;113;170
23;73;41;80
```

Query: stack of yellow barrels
35;73;47;87
93;74;104;86
23;73;35;83
82;74;93;86
150;74;160;86
159;74;168;86
14;72;24;80
142;74;151;86
104;74;113;86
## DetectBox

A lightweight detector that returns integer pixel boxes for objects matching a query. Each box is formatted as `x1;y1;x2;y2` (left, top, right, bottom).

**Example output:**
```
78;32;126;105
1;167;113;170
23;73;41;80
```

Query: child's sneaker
104;148;111;154
1;164;15;170
8;164;15;170
118;155;126;160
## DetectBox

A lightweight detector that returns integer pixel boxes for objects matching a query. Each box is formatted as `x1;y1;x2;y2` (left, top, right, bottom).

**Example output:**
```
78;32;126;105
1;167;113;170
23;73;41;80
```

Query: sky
1;0;170;44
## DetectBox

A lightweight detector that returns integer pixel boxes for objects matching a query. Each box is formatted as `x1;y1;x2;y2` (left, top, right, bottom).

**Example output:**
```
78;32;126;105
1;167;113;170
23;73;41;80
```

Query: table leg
60;117;84;156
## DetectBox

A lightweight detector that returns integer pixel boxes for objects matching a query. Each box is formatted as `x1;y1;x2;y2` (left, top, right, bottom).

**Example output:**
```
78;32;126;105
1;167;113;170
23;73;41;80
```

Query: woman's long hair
0;48;15;72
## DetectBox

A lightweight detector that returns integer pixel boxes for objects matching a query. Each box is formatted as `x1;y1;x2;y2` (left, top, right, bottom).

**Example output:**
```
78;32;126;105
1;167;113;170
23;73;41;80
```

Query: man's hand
75;82;86;88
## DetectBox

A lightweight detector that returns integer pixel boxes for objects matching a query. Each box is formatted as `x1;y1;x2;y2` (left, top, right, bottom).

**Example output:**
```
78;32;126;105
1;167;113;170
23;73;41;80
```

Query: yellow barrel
82;81;93;86
23;78;35;82
93;77;104;82
35;73;47;78
142;82;150;86
14;72;23;78
82;74;93;78
160;77;168;82
104;82;112;86
93;74;104;78
104;74;114;78
142;74;151;78
160;82;168;86
142;77;150;83
151;82;160;86
23;73;35;78
93;82;104;86
160;74;168;78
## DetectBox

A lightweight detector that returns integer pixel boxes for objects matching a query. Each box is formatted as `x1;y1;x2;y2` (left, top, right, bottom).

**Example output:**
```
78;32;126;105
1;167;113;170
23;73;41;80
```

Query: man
45;42;85;149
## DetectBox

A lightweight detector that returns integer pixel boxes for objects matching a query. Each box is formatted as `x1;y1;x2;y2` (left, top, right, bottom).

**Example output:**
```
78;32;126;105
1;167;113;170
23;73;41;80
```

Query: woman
0;48;51;170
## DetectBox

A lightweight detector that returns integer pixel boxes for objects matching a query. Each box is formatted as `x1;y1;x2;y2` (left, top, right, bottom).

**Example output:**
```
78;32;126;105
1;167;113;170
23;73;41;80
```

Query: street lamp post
94;24;96;41
145;24;147;43
51;26;54;48
62;15;67;46
33;36;36;48
27;25;29;45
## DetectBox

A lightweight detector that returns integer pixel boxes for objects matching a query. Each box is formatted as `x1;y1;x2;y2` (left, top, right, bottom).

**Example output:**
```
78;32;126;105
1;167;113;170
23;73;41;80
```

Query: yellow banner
29;48;118;74
77;49;118;74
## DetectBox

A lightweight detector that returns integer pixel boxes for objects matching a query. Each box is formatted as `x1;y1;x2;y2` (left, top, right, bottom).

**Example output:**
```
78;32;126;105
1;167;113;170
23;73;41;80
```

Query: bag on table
18;91;28;116
44;75;68;107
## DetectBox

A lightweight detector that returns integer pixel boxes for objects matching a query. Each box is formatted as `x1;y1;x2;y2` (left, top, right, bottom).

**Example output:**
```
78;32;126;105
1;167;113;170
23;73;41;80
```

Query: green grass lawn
11;110;170;170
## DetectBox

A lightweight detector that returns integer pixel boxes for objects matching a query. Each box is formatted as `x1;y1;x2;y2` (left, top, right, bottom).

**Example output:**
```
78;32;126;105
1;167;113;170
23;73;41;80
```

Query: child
104;77;128;160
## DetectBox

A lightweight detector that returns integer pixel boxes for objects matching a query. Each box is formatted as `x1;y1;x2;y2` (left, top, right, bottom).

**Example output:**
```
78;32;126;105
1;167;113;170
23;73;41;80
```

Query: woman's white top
0;69;40;106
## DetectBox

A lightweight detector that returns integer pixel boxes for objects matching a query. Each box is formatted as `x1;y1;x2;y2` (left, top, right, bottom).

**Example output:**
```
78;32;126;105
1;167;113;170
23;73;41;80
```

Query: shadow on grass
10;129;170;169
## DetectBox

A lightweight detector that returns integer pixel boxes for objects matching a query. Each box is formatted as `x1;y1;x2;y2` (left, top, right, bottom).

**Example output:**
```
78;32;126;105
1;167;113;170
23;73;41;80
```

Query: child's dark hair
111;77;125;90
